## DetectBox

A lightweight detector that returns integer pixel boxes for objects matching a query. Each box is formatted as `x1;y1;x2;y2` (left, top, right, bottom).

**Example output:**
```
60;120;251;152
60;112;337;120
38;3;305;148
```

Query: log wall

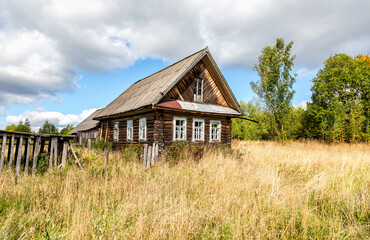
102;110;232;150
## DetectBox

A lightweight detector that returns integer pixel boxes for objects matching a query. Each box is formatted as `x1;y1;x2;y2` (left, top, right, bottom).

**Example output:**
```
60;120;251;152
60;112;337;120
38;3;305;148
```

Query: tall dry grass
0;141;368;239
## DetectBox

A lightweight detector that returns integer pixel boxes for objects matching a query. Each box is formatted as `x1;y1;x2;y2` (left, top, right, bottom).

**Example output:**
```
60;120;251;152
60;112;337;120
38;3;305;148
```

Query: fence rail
0;130;74;176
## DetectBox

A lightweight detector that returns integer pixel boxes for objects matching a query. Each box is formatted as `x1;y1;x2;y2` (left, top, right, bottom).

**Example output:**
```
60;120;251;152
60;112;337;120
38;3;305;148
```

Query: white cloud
0;0;369;112
5;108;98;131
296;101;311;110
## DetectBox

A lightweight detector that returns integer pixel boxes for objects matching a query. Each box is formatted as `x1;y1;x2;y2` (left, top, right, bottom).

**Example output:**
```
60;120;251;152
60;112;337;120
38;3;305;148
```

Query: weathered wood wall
102;110;232;150
164;60;229;107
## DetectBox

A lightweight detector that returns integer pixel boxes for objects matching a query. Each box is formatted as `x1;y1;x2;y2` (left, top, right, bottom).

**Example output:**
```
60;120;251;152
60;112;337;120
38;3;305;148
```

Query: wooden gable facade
93;48;241;151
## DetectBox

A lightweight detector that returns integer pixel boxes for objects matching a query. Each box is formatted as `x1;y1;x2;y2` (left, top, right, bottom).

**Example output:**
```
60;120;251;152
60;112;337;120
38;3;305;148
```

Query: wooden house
93;47;242;150
69;109;102;144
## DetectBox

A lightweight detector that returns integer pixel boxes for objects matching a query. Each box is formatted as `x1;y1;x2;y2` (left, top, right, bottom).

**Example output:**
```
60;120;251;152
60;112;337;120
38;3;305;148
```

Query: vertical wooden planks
147;146;152;168
104;147;109;166
24;137;31;176
61;141;68;168
32;137;41;176
88;139;92;150
48;138;55;172
143;144;148;167
0;134;7;174
53;138;58;168
15;135;23;176
8;134;15;170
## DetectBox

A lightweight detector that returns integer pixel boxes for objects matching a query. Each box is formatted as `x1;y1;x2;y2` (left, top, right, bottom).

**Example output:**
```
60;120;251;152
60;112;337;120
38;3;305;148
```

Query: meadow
0;141;368;239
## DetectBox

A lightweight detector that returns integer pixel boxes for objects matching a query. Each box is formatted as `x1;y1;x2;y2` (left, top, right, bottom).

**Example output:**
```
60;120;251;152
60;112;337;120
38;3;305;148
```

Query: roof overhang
155;99;242;116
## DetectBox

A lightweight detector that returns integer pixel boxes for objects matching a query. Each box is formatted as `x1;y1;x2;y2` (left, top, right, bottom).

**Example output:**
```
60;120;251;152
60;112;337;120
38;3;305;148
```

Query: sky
1;0;369;131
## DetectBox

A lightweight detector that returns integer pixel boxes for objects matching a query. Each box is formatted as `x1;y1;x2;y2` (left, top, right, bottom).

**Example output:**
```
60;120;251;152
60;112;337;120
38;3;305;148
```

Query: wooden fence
0;130;75;176
142;143;159;168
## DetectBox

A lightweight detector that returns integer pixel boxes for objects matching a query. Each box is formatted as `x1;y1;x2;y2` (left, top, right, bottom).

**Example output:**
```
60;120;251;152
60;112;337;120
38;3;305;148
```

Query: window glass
127;120;133;141
173;117;187;141
113;122;119;141
139;118;147;141
192;119;205;142
210;120;221;142
194;78;202;102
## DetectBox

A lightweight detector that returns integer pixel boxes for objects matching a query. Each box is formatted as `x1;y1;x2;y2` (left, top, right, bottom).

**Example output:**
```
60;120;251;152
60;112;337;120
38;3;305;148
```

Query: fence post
104;147;110;166
8;134;15;170
15;136;23;177
32;137;41;176
147;146;152;168
143;144;148;167
0;134;7;174
24;137;31;176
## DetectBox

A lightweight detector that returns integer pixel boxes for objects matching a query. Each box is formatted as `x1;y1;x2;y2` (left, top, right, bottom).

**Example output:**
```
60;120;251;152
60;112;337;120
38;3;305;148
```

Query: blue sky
1;0;369;130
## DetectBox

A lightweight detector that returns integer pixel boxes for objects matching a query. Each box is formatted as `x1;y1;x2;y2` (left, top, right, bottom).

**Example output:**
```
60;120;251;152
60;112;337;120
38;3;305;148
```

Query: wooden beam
0;134;7;174
104;147;110;166
147;146;152;168
143;144;148;167
48;138;55;173
61;141;68;168
24;137;31;176
15;135;23;177
32;137;41;177
175;86;184;101
53;138;58;168
8;134;15;170
69;142;83;171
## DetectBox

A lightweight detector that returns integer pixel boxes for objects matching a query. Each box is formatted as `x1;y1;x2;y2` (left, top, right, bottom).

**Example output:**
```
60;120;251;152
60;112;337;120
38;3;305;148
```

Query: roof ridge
130;47;207;86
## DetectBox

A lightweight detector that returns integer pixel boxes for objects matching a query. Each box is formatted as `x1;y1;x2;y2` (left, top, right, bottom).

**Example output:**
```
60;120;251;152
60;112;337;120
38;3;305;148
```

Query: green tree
232;100;270;140
38;120;59;134
251;38;297;139
306;53;370;142
5;119;32;133
60;124;74;135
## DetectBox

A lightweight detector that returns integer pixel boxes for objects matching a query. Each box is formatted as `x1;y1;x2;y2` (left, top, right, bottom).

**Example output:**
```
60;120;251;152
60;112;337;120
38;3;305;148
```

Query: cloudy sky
1;0;369;130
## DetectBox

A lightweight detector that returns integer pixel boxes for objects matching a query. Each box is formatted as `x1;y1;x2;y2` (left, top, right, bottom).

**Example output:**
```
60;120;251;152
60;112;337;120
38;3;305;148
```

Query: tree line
5;119;74;135
233;38;370;143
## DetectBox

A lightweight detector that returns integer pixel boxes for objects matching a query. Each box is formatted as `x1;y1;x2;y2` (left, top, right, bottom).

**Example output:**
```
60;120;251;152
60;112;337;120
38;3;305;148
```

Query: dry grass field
0;140;369;239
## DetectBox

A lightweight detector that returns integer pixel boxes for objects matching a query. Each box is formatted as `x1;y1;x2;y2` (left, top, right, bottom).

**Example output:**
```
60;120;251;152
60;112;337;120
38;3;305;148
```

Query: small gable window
113;122;119;142
173;117;187;141
210;120;221;142
194;78;203;102
192;118;205;142
139;118;147;141
127;120;133;141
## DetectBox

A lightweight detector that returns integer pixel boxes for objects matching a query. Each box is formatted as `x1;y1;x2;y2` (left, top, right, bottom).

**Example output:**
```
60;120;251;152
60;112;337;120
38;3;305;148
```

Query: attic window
194;78;203;102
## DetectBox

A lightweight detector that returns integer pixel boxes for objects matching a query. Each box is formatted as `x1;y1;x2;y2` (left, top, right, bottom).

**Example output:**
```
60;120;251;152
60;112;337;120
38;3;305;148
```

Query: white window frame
194;78;203;102
113;121;119;142
210;120;221;142
127;120;133;141
192;118;205;142
173;117;187;141
139;117;147;141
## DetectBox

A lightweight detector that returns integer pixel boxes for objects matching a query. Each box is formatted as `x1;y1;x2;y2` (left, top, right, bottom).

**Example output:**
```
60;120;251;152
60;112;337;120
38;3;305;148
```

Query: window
192;118;205;142
139;118;147;141
173;117;187;141
194;78;203;102
127;120;133;141
210;120;221;142
113;122;119;141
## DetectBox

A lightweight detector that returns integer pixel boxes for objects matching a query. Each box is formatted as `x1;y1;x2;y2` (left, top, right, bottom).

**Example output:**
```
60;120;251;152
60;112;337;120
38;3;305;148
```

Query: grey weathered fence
0;130;75;176
143;143;159;168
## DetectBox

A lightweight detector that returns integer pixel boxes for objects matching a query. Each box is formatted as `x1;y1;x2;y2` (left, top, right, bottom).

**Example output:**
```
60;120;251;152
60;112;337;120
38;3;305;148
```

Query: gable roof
69;109;102;134
95;48;241;119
